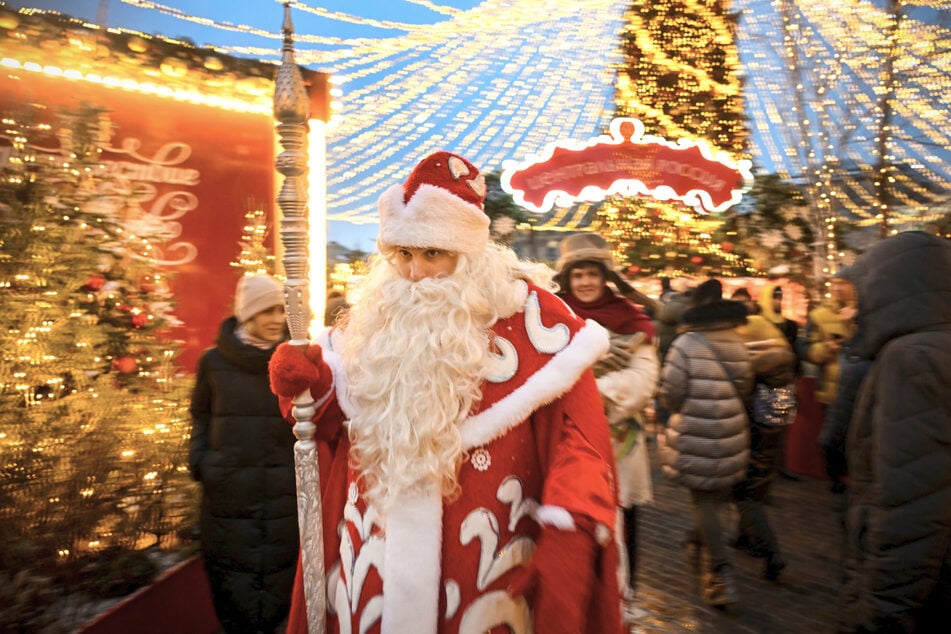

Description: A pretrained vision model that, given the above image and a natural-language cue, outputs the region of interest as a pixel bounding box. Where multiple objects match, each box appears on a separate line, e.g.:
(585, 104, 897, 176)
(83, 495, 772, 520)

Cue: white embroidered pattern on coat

(497, 476, 539, 532)
(470, 447, 491, 471)
(333, 492, 384, 634)
(456, 477, 536, 630)
(524, 290, 569, 353)
(459, 591, 531, 634)
(486, 335, 518, 383)
(444, 580, 461, 620)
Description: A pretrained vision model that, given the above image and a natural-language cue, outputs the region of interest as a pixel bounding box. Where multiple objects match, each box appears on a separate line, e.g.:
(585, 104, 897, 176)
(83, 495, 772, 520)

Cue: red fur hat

(377, 151, 489, 254)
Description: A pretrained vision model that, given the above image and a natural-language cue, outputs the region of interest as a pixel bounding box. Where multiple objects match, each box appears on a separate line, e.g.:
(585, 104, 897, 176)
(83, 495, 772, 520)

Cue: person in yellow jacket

(757, 283, 799, 350)
(805, 276, 857, 407)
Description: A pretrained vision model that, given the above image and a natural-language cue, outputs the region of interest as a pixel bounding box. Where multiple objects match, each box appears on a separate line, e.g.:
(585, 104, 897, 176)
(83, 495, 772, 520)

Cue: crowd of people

(189, 150, 950, 633)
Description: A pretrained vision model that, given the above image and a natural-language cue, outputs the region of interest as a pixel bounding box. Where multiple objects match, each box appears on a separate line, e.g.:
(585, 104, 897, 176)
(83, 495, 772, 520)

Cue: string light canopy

(9, 1, 950, 243)
(735, 0, 951, 241)
(33, 0, 633, 230)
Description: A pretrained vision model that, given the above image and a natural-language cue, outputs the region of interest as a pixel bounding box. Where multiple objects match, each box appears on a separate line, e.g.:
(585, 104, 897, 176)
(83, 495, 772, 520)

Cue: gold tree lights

(0, 107, 198, 627)
(615, 0, 747, 156)
(231, 202, 277, 276)
(604, 0, 753, 277)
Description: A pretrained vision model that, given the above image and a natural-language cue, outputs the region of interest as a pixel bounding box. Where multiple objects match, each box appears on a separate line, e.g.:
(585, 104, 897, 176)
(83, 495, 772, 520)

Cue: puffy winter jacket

(189, 317, 298, 633)
(838, 232, 951, 633)
(659, 299, 752, 491)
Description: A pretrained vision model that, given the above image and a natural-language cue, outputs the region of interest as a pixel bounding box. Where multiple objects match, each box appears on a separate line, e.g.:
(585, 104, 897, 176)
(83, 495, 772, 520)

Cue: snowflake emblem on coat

(471, 447, 491, 471)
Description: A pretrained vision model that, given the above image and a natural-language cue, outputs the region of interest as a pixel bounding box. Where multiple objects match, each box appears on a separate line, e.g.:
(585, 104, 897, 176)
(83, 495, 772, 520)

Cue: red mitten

(508, 514, 599, 633)
(269, 342, 330, 398)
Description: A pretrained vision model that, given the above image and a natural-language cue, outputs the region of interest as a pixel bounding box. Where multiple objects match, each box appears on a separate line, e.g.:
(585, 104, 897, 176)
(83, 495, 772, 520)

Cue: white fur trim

(318, 317, 608, 448)
(381, 484, 442, 634)
(316, 327, 355, 419)
(377, 183, 489, 254)
(459, 318, 609, 450)
(534, 505, 576, 530)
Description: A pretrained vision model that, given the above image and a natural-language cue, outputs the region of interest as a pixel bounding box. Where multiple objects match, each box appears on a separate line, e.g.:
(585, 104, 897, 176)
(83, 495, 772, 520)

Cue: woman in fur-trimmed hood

(837, 231, 951, 634)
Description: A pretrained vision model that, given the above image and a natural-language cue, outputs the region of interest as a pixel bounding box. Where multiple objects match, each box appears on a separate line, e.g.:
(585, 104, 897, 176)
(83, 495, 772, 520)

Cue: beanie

(377, 151, 489, 254)
(234, 274, 284, 323)
(555, 232, 618, 273)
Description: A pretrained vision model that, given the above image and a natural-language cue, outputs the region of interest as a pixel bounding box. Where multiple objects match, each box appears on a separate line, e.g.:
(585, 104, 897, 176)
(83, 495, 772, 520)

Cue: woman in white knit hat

(189, 274, 296, 633)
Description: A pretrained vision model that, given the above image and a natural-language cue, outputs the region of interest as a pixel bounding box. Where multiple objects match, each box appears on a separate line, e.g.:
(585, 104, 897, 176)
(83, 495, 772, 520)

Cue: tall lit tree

(602, 0, 753, 278)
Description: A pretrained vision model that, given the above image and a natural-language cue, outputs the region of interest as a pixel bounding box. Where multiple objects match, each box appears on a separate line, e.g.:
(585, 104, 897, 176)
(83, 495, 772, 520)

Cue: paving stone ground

(627, 430, 843, 634)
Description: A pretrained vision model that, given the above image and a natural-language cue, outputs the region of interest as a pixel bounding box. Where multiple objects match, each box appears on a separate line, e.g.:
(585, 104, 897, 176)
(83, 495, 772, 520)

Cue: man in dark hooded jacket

(837, 231, 951, 633)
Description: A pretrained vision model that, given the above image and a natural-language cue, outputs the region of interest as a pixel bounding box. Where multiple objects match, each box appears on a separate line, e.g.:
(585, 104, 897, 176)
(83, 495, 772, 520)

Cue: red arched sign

(501, 117, 752, 214)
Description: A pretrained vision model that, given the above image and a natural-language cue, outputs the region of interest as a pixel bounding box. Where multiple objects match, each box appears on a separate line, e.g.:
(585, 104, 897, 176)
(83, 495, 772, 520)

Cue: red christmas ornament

(131, 313, 149, 329)
(721, 241, 734, 253)
(627, 264, 641, 275)
(84, 274, 106, 291)
(690, 255, 704, 265)
(114, 357, 137, 374)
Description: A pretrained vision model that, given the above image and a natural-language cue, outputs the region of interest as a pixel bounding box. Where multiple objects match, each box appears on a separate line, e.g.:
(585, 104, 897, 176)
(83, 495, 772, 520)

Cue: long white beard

(342, 267, 491, 510)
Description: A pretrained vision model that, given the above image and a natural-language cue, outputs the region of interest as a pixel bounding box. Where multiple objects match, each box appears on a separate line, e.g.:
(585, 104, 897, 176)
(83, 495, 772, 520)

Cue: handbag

(691, 333, 797, 428)
(751, 381, 798, 427)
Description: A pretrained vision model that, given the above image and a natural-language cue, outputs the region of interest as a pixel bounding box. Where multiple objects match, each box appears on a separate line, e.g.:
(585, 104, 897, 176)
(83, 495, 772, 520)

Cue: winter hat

(692, 278, 723, 306)
(555, 233, 618, 273)
(377, 151, 489, 254)
(234, 274, 284, 323)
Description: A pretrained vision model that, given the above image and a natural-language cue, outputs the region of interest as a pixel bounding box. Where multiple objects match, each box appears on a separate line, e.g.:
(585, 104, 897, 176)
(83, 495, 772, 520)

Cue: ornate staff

(274, 4, 324, 632)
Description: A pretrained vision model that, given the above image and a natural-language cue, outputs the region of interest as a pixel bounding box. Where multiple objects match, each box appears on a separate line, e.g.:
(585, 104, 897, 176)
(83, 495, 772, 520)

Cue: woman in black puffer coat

(189, 275, 298, 634)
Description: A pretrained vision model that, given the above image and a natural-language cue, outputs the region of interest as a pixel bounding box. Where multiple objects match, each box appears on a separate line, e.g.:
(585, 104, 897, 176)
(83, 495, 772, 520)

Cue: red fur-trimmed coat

(281, 282, 622, 634)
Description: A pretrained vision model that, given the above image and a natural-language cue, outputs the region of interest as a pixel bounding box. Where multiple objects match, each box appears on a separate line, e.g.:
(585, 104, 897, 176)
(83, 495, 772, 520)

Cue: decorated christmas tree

(231, 200, 277, 276)
(0, 106, 198, 629)
(603, 0, 754, 277)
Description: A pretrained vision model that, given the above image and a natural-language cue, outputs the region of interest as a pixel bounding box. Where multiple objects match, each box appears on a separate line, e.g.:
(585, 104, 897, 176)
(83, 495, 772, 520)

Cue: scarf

(560, 289, 655, 342)
(234, 323, 279, 350)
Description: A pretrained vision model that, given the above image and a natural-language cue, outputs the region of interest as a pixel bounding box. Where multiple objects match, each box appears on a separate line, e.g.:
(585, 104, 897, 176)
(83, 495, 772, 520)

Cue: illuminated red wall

(0, 70, 275, 372)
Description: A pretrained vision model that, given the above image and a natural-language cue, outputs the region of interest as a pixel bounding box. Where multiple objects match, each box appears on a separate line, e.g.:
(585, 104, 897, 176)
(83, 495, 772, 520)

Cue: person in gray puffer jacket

(659, 278, 751, 608)
(837, 231, 951, 634)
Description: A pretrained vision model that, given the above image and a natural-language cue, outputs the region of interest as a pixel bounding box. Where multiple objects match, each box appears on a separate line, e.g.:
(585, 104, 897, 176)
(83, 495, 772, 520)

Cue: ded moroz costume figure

(269, 151, 623, 633)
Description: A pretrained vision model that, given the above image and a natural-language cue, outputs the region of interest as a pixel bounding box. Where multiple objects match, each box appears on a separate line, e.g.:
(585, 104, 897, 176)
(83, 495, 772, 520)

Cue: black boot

(623, 505, 638, 592)
(765, 552, 786, 580)
(733, 533, 768, 558)
(683, 530, 702, 572)
(702, 564, 738, 608)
